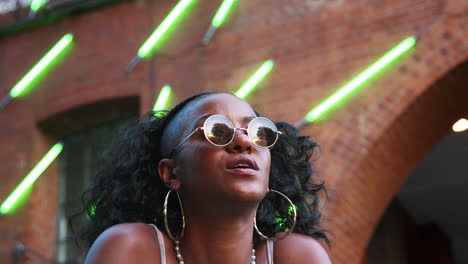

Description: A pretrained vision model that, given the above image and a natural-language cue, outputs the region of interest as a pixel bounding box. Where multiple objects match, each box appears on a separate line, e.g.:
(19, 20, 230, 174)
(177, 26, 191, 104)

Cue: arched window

(38, 96, 139, 263)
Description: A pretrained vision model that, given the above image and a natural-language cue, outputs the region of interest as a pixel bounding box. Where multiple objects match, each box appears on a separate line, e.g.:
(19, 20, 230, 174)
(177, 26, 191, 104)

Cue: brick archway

(321, 15, 468, 263)
(22, 96, 140, 261)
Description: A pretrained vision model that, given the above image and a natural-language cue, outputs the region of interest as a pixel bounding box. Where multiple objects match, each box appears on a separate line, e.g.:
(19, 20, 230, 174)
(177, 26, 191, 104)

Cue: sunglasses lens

(248, 117, 278, 147)
(204, 115, 235, 146)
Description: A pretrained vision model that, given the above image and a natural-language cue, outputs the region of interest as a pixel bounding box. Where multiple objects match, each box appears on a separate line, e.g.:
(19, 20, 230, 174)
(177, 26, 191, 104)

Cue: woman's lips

(225, 167, 259, 176)
(225, 155, 260, 176)
(226, 155, 259, 170)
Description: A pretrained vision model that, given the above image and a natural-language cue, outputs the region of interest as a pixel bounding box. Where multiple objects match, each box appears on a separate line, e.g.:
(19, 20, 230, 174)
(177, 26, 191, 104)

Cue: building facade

(0, 0, 467, 263)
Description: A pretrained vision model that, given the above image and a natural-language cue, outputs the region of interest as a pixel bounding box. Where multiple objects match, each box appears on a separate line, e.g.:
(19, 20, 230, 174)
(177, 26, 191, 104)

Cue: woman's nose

(226, 129, 252, 153)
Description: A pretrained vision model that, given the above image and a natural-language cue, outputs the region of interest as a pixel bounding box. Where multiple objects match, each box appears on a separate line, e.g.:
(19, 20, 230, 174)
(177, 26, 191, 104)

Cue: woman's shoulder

(84, 223, 162, 264)
(274, 233, 331, 263)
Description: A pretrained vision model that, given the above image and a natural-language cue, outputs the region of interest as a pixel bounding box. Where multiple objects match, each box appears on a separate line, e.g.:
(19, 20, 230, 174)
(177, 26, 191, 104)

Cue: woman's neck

(178, 208, 257, 264)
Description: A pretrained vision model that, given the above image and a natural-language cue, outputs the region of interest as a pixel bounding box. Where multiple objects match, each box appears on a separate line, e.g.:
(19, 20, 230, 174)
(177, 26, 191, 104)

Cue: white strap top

(148, 224, 274, 264)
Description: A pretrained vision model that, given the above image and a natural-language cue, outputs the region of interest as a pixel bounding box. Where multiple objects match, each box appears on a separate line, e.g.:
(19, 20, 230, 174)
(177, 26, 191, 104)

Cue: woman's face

(171, 94, 271, 204)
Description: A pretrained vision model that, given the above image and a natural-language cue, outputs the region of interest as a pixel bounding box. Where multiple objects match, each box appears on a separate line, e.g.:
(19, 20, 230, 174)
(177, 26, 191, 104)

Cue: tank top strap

(148, 224, 166, 264)
(266, 240, 274, 264)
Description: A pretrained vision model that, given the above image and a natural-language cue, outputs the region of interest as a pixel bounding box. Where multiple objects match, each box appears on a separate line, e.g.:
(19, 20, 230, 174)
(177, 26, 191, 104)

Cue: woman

(80, 92, 331, 263)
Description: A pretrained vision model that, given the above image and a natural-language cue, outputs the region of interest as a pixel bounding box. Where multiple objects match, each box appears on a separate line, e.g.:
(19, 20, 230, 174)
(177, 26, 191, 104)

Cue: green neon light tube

(153, 85, 172, 111)
(9, 34, 73, 98)
(31, 0, 47, 12)
(305, 36, 416, 123)
(0, 143, 64, 215)
(202, 0, 236, 44)
(235, 59, 275, 99)
(137, 0, 194, 58)
(212, 0, 236, 27)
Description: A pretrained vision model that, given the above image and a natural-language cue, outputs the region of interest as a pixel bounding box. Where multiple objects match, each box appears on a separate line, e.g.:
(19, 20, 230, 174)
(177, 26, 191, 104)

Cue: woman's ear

(158, 159, 182, 190)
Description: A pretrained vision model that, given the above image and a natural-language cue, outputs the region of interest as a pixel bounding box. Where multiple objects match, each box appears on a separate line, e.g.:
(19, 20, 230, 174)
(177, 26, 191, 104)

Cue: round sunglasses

(169, 115, 282, 157)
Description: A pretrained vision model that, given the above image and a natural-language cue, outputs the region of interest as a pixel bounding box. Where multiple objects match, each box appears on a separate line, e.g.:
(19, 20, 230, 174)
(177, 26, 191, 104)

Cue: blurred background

(0, 0, 467, 263)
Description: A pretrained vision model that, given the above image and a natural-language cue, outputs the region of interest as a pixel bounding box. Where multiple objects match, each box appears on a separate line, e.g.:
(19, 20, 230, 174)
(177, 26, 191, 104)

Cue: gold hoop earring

(163, 188, 185, 242)
(254, 189, 297, 241)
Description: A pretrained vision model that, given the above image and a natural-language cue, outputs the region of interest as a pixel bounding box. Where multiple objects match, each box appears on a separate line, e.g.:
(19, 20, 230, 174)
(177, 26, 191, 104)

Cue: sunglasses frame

(169, 115, 282, 157)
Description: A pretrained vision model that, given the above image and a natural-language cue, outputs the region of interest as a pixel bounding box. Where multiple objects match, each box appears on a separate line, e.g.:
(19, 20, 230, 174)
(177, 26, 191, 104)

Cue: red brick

(0, 0, 467, 263)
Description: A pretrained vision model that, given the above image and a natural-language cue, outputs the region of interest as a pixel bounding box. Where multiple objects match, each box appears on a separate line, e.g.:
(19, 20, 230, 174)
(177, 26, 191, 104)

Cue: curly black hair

(76, 92, 329, 247)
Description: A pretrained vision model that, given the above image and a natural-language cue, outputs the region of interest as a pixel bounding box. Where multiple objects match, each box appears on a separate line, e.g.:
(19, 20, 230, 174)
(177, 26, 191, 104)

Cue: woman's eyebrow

(191, 113, 212, 130)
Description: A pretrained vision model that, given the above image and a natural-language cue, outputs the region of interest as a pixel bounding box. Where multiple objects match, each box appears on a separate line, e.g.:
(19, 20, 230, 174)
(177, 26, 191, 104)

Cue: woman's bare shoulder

(274, 233, 331, 264)
(84, 223, 161, 264)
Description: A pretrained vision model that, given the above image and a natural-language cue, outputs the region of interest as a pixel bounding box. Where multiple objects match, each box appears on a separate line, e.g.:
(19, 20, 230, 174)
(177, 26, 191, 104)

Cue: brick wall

(0, 0, 467, 263)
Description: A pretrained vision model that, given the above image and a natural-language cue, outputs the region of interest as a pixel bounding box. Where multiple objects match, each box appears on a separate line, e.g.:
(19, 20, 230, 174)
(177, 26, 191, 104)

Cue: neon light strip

(235, 59, 275, 99)
(305, 36, 416, 123)
(202, 0, 236, 44)
(138, 0, 194, 58)
(0, 143, 64, 214)
(153, 85, 172, 111)
(31, 0, 47, 12)
(212, 0, 236, 28)
(10, 34, 73, 98)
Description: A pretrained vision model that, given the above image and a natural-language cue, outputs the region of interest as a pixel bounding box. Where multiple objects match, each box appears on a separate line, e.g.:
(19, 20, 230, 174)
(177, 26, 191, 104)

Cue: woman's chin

(227, 184, 267, 203)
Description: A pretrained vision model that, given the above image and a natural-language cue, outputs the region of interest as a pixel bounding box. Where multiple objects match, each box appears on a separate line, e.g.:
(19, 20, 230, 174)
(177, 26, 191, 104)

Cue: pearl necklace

(174, 240, 257, 264)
